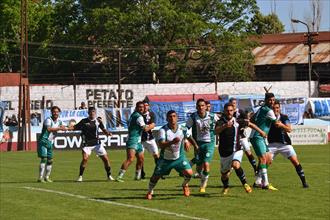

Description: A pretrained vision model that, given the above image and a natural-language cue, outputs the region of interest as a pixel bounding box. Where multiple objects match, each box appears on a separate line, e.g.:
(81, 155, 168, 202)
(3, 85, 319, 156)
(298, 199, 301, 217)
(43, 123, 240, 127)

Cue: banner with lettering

(247, 97, 306, 125)
(42, 109, 88, 126)
(0, 101, 6, 132)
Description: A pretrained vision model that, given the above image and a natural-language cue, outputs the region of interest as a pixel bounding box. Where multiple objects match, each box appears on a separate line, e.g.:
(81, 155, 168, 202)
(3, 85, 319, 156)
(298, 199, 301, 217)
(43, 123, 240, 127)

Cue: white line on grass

(22, 187, 209, 220)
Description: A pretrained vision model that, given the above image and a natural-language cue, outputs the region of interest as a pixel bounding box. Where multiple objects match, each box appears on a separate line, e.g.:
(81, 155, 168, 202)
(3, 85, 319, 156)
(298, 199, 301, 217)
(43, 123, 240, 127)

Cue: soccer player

(216, 103, 266, 194)
(229, 97, 258, 174)
(37, 106, 67, 182)
(268, 100, 309, 188)
(69, 107, 113, 182)
(186, 98, 219, 193)
(140, 101, 159, 179)
(250, 93, 280, 190)
(116, 101, 154, 182)
(146, 110, 197, 200)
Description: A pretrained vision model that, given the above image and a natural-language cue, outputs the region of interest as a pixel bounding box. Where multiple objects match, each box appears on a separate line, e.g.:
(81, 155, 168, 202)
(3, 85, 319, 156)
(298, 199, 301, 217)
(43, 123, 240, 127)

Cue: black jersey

(268, 114, 292, 145)
(141, 111, 155, 141)
(216, 116, 249, 157)
(233, 108, 248, 138)
(74, 118, 105, 146)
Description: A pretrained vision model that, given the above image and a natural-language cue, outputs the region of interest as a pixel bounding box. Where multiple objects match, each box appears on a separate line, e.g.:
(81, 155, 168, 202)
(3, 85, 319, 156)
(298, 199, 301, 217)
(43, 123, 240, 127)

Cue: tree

(1, 0, 261, 84)
(248, 11, 285, 35)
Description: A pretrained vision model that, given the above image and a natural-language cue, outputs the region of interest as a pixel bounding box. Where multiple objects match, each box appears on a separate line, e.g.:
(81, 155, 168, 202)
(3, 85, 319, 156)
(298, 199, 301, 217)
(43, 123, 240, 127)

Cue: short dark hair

(166, 110, 176, 118)
(88, 107, 96, 112)
(229, 97, 237, 103)
(274, 100, 281, 106)
(265, 93, 275, 100)
(224, 103, 234, 110)
(205, 100, 210, 105)
(196, 98, 206, 105)
(136, 101, 144, 108)
(51, 106, 61, 112)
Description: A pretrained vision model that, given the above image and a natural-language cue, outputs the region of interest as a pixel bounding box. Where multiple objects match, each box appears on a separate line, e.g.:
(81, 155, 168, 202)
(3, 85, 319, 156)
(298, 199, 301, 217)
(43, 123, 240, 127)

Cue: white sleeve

(266, 110, 277, 121)
(136, 116, 146, 127)
(185, 115, 194, 129)
(158, 128, 166, 142)
(44, 118, 52, 128)
(214, 113, 220, 121)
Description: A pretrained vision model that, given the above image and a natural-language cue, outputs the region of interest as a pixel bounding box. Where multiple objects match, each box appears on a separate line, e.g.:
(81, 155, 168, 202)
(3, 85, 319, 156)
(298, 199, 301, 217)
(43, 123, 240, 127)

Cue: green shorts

(126, 142, 144, 154)
(153, 157, 192, 176)
(250, 137, 269, 157)
(196, 141, 215, 165)
(37, 139, 53, 159)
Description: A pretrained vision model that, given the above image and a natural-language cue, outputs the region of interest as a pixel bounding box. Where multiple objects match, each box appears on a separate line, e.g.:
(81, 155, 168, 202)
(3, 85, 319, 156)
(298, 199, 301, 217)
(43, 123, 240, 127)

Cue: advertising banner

(289, 125, 328, 145)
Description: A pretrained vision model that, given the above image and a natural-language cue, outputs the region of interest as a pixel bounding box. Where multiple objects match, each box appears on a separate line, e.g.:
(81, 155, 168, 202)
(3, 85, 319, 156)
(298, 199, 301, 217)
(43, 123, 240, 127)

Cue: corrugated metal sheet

(253, 42, 330, 65)
(253, 31, 330, 65)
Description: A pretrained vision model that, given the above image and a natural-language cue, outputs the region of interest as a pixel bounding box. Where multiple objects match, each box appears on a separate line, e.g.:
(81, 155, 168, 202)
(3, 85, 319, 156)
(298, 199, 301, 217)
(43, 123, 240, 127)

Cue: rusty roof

(253, 31, 330, 65)
(0, 73, 21, 86)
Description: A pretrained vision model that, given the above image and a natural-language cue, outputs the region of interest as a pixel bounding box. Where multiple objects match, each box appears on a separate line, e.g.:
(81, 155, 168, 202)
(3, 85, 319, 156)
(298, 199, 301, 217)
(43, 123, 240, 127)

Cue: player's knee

(232, 161, 240, 169)
(46, 159, 53, 165)
(221, 171, 230, 179)
(183, 169, 193, 177)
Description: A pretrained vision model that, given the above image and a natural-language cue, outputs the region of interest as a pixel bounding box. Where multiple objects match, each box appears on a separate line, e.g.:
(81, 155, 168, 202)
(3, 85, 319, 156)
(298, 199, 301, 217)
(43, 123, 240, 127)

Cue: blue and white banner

(150, 100, 225, 126)
(104, 108, 134, 131)
(0, 101, 6, 132)
(43, 109, 88, 126)
(309, 98, 330, 118)
(242, 97, 306, 125)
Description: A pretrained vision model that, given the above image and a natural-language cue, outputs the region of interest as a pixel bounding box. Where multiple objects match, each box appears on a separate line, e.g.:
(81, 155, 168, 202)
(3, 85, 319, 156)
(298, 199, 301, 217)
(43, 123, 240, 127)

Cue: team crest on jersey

(183, 161, 187, 165)
(206, 152, 210, 157)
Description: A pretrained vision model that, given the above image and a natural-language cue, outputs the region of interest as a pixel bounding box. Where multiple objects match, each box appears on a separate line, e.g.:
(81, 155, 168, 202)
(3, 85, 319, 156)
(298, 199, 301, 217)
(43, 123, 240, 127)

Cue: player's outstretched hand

(260, 131, 267, 138)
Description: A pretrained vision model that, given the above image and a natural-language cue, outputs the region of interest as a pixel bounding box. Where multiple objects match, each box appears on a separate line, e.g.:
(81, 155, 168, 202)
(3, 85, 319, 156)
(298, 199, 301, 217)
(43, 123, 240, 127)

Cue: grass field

(1, 144, 329, 220)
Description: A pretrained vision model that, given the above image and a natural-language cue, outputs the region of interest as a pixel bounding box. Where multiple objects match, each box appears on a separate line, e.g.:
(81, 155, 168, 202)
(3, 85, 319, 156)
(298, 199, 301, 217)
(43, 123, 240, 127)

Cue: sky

(257, 0, 330, 32)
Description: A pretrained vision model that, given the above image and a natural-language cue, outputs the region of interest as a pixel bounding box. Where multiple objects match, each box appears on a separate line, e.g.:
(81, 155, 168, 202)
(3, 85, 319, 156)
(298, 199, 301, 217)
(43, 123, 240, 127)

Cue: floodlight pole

(291, 19, 313, 97)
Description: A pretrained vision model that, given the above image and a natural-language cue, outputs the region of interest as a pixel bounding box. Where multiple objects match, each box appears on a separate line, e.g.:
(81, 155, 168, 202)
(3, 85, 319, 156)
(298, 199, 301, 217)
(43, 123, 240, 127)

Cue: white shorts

(82, 144, 107, 156)
(220, 150, 244, 173)
(268, 142, 296, 159)
(142, 139, 159, 155)
(240, 138, 251, 152)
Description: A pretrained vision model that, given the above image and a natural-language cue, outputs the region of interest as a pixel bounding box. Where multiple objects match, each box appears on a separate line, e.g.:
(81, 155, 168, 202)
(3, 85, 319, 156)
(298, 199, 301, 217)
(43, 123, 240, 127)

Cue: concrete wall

(0, 81, 318, 116)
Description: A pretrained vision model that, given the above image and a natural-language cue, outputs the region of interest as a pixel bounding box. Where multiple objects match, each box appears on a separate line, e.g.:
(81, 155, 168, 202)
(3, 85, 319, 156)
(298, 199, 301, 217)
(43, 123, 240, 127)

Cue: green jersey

(158, 124, 189, 160)
(185, 111, 219, 143)
(38, 117, 63, 143)
(126, 111, 146, 145)
(250, 105, 277, 138)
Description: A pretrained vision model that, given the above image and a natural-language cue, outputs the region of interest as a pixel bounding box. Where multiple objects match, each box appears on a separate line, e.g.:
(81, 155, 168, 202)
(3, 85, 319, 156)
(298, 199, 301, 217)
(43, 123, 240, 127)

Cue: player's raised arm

(248, 121, 267, 138)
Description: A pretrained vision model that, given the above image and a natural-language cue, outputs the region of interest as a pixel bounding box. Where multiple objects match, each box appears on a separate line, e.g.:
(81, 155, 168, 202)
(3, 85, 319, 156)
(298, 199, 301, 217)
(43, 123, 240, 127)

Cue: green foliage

(248, 11, 285, 35)
(0, 145, 329, 219)
(1, 0, 262, 83)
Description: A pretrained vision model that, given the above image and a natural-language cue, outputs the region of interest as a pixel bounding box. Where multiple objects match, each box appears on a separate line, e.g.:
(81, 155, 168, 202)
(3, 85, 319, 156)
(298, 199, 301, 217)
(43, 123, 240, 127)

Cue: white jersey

(186, 111, 219, 142)
(158, 124, 188, 160)
(42, 117, 63, 141)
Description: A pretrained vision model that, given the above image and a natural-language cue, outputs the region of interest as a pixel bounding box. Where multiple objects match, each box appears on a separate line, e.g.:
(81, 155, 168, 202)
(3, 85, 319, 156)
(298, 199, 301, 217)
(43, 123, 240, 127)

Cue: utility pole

(18, 0, 31, 150)
(291, 19, 318, 97)
(117, 48, 122, 108)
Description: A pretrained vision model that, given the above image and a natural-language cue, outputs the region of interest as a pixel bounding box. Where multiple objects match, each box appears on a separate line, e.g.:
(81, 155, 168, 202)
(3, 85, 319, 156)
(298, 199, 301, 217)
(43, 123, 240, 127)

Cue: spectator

(303, 108, 314, 119)
(31, 113, 39, 126)
(79, 102, 88, 110)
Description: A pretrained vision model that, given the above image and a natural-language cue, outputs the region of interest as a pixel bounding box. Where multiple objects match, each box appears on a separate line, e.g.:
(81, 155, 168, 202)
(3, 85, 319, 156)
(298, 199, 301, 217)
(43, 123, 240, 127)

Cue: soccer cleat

(76, 176, 83, 182)
(107, 175, 115, 181)
(262, 183, 278, 191)
(146, 192, 153, 200)
(222, 187, 229, 195)
(116, 176, 124, 182)
(303, 183, 309, 188)
(44, 177, 53, 183)
(182, 185, 190, 197)
(199, 187, 206, 193)
(37, 177, 46, 183)
(243, 183, 252, 193)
